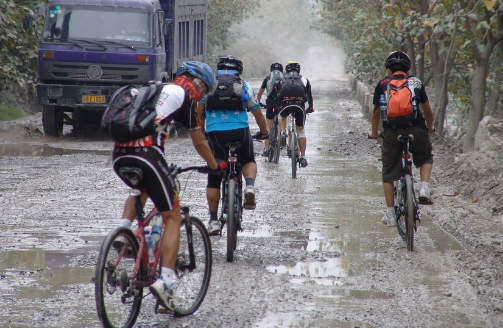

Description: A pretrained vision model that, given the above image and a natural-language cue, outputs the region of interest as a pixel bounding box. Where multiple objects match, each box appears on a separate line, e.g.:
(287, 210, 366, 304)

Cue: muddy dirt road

(1, 76, 502, 327)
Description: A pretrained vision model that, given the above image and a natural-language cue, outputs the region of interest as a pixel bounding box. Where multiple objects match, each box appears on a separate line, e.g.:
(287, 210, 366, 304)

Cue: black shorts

(206, 127, 255, 189)
(279, 99, 306, 127)
(381, 127, 433, 182)
(265, 97, 278, 120)
(112, 146, 179, 212)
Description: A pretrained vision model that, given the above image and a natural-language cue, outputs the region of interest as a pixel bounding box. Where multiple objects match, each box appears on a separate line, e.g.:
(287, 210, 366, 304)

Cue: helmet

(385, 51, 411, 72)
(285, 61, 300, 73)
(270, 62, 283, 72)
(217, 55, 243, 74)
(176, 61, 217, 94)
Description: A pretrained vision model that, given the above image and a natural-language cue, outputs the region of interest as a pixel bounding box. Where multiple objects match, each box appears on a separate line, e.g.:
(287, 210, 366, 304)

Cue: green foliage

(0, 103, 25, 120)
(0, 0, 46, 92)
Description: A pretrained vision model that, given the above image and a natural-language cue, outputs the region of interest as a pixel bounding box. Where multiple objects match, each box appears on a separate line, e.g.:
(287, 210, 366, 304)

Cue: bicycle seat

(397, 134, 414, 142)
(226, 141, 242, 148)
(119, 166, 144, 188)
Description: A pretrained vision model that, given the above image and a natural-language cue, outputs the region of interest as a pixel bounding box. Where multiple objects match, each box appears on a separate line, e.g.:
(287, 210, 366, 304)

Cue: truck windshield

(42, 5, 151, 47)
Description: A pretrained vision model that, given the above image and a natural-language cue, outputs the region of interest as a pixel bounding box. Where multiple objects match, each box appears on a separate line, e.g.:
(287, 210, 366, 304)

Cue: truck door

(173, 0, 208, 71)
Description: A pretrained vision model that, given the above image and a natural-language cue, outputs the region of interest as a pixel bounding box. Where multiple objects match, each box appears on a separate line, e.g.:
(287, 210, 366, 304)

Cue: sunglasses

(193, 79, 209, 94)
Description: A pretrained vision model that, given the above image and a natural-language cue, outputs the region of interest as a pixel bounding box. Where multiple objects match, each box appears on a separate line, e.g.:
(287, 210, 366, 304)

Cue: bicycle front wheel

(404, 174, 415, 251)
(95, 226, 142, 328)
(174, 216, 212, 316)
(226, 179, 237, 262)
(290, 134, 297, 179)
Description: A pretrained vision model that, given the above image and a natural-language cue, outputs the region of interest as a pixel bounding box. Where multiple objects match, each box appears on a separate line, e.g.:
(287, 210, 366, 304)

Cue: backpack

(279, 71, 306, 100)
(101, 81, 165, 142)
(266, 69, 284, 99)
(385, 74, 419, 128)
(205, 74, 244, 110)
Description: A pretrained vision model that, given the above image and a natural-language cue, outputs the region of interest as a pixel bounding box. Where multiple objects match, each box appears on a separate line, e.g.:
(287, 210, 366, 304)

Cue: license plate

(82, 95, 106, 103)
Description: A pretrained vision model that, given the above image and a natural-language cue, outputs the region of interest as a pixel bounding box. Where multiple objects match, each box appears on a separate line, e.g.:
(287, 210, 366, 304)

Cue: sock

(245, 178, 254, 187)
(387, 207, 395, 217)
(420, 181, 428, 189)
(210, 211, 218, 221)
(161, 267, 175, 289)
(119, 218, 132, 229)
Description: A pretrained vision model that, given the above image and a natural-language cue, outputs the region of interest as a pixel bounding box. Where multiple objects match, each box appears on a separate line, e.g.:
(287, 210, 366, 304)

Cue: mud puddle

(0, 143, 109, 157)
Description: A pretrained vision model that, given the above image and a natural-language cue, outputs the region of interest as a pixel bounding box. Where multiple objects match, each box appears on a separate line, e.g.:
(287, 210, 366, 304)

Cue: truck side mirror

(23, 13, 33, 30)
(163, 19, 173, 36)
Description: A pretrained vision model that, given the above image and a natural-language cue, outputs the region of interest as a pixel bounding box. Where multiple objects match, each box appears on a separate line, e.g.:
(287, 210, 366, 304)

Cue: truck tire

(42, 105, 64, 137)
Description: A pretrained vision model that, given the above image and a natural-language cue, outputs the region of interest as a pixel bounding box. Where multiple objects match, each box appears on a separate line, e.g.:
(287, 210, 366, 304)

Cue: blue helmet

(176, 61, 217, 93)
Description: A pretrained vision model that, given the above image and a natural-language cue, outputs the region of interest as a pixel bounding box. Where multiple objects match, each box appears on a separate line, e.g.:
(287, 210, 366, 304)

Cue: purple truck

(35, 0, 208, 136)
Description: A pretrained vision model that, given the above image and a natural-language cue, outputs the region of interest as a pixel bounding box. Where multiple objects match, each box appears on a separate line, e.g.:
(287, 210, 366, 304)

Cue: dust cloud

(217, 0, 345, 80)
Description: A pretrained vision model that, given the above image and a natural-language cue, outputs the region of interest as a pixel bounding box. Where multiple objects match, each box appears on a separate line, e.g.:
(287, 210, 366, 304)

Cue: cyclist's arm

(305, 79, 314, 109)
(256, 87, 265, 103)
(196, 101, 206, 133)
(189, 129, 218, 170)
(421, 100, 435, 133)
(250, 107, 268, 135)
(368, 105, 381, 138)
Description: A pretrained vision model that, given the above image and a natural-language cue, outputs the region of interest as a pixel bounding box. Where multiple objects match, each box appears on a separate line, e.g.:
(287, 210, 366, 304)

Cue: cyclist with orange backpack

(368, 51, 435, 226)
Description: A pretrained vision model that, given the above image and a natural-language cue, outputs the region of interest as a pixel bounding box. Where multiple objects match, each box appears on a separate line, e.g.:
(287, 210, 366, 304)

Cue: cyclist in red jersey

(112, 61, 226, 310)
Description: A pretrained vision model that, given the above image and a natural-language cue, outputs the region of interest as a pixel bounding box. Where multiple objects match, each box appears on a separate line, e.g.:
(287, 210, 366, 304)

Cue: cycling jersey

(201, 70, 261, 133)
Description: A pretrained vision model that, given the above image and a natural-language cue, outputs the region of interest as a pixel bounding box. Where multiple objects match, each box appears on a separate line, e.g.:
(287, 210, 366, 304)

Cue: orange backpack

(385, 73, 419, 128)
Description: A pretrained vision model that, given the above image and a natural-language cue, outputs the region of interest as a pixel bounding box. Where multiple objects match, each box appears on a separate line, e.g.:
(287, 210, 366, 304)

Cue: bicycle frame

(267, 111, 281, 163)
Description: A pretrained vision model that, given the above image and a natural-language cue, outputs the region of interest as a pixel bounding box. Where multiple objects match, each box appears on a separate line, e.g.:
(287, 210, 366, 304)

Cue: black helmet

(270, 62, 283, 72)
(285, 61, 300, 73)
(217, 55, 243, 74)
(385, 51, 411, 72)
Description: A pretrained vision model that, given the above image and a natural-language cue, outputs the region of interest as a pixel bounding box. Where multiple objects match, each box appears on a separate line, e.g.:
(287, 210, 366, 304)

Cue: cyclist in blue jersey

(197, 55, 268, 235)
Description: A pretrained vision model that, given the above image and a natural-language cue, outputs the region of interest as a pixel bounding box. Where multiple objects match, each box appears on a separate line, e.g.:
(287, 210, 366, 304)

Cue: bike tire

(274, 123, 281, 163)
(174, 216, 213, 316)
(291, 134, 297, 179)
(95, 226, 142, 328)
(395, 180, 406, 241)
(226, 179, 237, 262)
(404, 174, 415, 251)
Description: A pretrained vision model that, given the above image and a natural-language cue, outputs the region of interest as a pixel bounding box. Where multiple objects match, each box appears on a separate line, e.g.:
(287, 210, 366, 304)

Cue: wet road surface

(0, 76, 491, 327)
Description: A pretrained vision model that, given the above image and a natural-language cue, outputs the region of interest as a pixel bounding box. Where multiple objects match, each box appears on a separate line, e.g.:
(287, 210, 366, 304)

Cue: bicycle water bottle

(145, 229, 155, 263)
(151, 214, 162, 247)
(379, 94, 388, 122)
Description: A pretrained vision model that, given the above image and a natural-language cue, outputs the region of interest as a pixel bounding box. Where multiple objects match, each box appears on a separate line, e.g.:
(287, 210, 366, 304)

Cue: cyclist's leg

(205, 131, 226, 233)
(235, 127, 257, 209)
(380, 129, 403, 225)
(409, 127, 434, 203)
(263, 105, 275, 153)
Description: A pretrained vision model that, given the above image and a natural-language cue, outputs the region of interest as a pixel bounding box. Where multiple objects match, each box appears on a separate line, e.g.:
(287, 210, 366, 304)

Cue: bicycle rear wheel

(226, 179, 237, 262)
(404, 174, 415, 251)
(268, 123, 276, 163)
(95, 227, 142, 328)
(395, 179, 406, 241)
(174, 216, 212, 316)
(274, 122, 281, 163)
(290, 133, 297, 179)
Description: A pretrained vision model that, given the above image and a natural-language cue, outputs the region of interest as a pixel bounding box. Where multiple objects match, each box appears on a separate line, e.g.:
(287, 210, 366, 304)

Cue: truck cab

(37, 0, 208, 137)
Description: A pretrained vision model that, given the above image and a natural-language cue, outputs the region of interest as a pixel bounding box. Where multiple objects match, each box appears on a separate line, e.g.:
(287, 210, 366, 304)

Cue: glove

(306, 107, 314, 114)
(211, 159, 227, 172)
(253, 130, 269, 140)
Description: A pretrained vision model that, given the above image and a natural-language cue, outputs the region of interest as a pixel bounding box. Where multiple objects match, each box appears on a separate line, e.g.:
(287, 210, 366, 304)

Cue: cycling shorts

(279, 98, 306, 127)
(112, 146, 179, 212)
(206, 127, 255, 189)
(381, 127, 433, 182)
(265, 104, 277, 120)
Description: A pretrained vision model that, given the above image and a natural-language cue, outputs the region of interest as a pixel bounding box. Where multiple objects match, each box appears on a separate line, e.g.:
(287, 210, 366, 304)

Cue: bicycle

(267, 109, 282, 163)
(214, 141, 243, 262)
(286, 113, 300, 179)
(394, 133, 421, 251)
(95, 164, 212, 328)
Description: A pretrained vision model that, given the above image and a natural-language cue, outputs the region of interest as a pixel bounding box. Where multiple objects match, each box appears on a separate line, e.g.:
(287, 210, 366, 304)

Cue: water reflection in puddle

(0, 143, 109, 157)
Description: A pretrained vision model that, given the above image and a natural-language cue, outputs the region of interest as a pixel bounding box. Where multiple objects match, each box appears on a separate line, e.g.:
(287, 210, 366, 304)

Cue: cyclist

(197, 55, 269, 235)
(277, 61, 314, 167)
(367, 51, 435, 226)
(256, 62, 284, 157)
(111, 61, 226, 310)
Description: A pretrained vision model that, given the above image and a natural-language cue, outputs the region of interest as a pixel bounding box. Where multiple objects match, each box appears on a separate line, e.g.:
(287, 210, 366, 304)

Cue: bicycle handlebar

(169, 164, 211, 176)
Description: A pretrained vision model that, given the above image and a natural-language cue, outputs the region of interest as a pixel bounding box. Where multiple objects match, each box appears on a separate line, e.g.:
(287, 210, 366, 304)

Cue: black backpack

(206, 74, 244, 110)
(279, 72, 306, 100)
(101, 81, 165, 142)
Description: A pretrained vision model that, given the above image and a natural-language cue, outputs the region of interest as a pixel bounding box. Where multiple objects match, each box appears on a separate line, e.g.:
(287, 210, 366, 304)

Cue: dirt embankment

(350, 75, 503, 315)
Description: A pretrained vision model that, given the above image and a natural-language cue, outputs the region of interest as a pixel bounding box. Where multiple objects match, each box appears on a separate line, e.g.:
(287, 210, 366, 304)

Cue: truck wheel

(42, 105, 64, 137)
